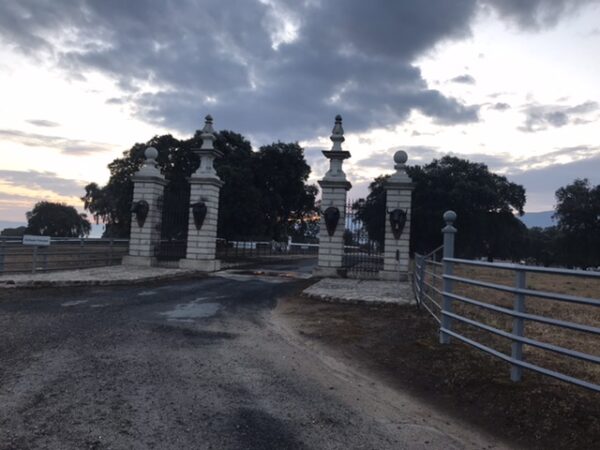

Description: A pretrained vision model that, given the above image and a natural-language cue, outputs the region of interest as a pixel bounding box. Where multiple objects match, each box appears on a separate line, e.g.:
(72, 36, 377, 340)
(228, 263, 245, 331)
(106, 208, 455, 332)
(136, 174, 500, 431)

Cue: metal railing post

(418, 254, 426, 304)
(511, 268, 527, 381)
(79, 238, 84, 264)
(440, 211, 457, 344)
(109, 238, 114, 265)
(0, 237, 5, 274)
(42, 248, 48, 272)
(32, 246, 38, 274)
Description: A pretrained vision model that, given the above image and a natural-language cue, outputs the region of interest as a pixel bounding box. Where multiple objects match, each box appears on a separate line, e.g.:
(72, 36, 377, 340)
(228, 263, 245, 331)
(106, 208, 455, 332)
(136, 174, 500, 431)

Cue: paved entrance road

(0, 261, 500, 449)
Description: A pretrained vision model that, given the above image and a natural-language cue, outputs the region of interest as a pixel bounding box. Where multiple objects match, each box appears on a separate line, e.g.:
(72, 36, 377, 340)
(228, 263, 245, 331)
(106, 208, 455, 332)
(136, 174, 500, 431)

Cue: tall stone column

(313, 115, 352, 277)
(380, 150, 413, 281)
(123, 147, 167, 266)
(179, 115, 223, 272)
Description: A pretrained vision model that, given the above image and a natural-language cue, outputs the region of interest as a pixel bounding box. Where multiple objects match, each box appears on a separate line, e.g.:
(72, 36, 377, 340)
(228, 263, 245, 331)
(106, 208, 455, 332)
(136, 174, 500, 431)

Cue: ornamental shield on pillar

(131, 200, 149, 227)
(191, 201, 208, 230)
(388, 208, 407, 239)
(323, 206, 340, 236)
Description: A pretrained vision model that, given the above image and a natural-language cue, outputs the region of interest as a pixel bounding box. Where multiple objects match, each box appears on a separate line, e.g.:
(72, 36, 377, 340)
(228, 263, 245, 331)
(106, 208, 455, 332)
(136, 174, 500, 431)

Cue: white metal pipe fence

(413, 211, 600, 392)
(0, 237, 129, 274)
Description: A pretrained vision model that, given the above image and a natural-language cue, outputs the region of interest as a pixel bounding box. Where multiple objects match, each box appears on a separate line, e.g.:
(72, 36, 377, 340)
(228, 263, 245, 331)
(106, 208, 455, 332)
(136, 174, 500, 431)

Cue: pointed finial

(202, 114, 214, 134)
(330, 114, 345, 151)
(200, 114, 215, 150)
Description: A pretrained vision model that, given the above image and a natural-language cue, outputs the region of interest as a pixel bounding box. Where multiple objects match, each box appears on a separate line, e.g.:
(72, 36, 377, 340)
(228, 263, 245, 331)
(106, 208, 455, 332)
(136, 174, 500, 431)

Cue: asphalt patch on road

(228, 407, 306, 450)
(151, 324, 236, 342)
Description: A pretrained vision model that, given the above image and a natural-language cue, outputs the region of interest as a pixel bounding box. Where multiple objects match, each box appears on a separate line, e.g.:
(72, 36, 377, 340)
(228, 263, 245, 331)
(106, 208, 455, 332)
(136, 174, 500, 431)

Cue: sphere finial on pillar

(442, 210, 457, 233)
(145, 146, 158, 162)
(388, 149, 411, 183)
(136, 146, 162, 177)
(393, 150, 407, 170)
(330, 114, 345, 151)
(443, 210, 457, 226)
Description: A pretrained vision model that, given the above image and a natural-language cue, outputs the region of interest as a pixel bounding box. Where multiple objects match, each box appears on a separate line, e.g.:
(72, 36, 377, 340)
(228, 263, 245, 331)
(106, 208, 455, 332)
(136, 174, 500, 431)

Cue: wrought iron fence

(0, 237, 129, 274)
(155, 179, 190, 261)
(413, 211, 600, 392)
(343, 199, 383, 277)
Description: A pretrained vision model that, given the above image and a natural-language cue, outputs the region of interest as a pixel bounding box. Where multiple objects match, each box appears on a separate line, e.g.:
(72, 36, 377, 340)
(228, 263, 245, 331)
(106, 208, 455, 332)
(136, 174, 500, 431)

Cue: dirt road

(0, 264, 503, 449)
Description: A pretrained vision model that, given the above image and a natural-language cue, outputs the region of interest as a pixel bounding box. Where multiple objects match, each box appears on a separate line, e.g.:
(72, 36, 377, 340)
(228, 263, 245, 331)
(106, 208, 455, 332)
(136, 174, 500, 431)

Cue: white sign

(22, 235, 51, 247)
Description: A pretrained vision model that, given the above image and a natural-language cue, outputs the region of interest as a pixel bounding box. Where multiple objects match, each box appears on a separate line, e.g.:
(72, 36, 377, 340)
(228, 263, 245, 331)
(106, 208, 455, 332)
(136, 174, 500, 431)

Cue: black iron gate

(342, 199, 384, 278)
(155, 180, 190, 261)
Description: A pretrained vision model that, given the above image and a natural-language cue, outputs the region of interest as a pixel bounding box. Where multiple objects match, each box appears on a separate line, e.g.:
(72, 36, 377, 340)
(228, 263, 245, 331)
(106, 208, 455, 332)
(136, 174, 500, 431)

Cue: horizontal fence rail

(216, 239, 318, 261)
(413, 211, 600, 393)
(0, 237, 129, 274)
(413, 245, 444, 324)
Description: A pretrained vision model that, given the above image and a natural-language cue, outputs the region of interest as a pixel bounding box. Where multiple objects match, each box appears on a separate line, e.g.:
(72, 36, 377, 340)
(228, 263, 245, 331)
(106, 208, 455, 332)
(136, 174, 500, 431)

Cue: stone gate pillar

(380, 150, 413, 281)
(123, 147, 167, 266)
(313, 115, 352, 277)
(179, 115, 223, 272)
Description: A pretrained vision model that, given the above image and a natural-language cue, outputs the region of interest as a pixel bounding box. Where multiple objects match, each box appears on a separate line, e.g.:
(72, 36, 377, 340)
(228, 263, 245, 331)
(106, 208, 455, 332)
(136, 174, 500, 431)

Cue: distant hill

(0, 220, 26, 234)
(518, 211, 555, 229)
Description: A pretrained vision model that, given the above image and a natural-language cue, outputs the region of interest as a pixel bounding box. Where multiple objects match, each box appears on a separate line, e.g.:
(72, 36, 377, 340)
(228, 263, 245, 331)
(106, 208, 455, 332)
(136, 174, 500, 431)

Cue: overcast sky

(1, 0, 599, 223)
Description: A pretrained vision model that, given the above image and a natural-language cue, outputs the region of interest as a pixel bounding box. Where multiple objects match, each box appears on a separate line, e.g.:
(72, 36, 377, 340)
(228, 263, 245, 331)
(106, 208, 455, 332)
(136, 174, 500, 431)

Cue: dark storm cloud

(0, 170, 85, 197)
(0, 0, 481, 140)
(0, 129, 113, 155)
(519, 101, 599, 132)
(483, 0, 599, 29)
(26, 119, 60, 127)
(0, 0, 594, 141)
(450, 74, 476, 84)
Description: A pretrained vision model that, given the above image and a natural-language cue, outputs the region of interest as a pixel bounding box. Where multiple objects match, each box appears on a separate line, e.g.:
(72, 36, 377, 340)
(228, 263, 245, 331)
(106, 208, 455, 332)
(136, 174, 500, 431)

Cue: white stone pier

(123, 147, 167, 266)
(379, 151, 413, 281)
(179, 115, 223, 272)
(313, 115, 352, 278)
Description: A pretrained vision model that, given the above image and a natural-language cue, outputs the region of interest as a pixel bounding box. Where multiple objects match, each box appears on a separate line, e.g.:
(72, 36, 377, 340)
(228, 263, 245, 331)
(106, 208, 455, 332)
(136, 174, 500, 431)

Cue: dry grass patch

(422, 263, 600, 387)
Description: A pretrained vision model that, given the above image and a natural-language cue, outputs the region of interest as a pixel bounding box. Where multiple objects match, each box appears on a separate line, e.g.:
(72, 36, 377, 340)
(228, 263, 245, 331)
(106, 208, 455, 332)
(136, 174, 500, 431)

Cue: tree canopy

(82, 130, 317, 241)
(355, 156, 527, 260)
(0, 226, 26, 237)
(26, 201, 91, 237)
(552, 178, 600, 268)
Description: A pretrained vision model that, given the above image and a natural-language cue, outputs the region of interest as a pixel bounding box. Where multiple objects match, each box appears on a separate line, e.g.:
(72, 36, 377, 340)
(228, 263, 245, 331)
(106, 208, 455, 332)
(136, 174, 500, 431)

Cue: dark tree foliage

(253, 142, 317, 241)
(552, 178, 600, 268)
(0, 226, 26, 237)
(212, 131, 264, 239)
(26, 201, 91, 237)
(355, 156, 527, 259)
(524, 226, 561, 267)
(82, 131, 317, 241)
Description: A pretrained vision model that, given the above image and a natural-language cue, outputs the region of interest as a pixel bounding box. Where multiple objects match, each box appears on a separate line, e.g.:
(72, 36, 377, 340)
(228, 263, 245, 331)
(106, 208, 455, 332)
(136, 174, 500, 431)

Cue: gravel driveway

(0, 263, 502, 449)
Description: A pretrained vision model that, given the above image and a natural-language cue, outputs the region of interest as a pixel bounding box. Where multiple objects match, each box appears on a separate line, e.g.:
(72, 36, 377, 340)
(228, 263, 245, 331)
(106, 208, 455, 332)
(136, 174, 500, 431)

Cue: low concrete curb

(0, 267, 205, 289)
(303, 278, 414, 306)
